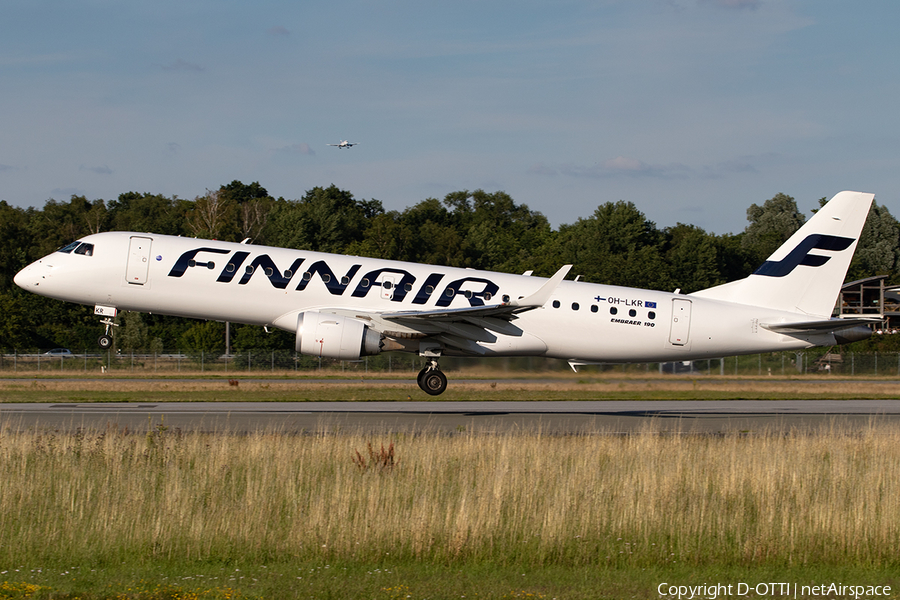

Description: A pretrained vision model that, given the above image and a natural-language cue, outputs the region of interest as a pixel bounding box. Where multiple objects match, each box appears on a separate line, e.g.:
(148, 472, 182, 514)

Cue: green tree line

(1, 182, 897, 353)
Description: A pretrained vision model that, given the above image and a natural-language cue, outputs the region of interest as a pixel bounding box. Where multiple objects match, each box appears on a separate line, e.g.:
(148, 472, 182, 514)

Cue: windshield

(58, 241, 94, 256)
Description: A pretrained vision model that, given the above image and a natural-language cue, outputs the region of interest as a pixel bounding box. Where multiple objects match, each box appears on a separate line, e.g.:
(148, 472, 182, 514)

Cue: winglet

(510, 264, 572, 309)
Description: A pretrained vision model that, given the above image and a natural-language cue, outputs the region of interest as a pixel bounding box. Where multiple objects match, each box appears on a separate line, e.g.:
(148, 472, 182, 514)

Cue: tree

(29, 195, 99, 257)
(218, 180, 275, 244)
(119, 311, 149, 352)
(741, 193, 806, 266)
(107, 192, 191, 236)
(442, 189, 552, 273)
(550, 200, 672, 290)
(187, 189, 236, 240)
(0, 291, 31, 349)
(0, 201, 31, 291)
(267, 185, 379, 253)
(179, 321, 225, 354)
(847, 201, 900, 282)
(662, 223, 723, 293)
(375, 198, 465, 266)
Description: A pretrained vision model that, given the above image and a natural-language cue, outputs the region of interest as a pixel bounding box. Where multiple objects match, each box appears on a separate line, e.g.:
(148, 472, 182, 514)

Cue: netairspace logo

(657, 582, 892, 599)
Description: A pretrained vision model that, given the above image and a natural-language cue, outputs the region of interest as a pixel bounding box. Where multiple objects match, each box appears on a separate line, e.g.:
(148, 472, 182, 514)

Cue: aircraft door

(668, 298, 692, 346)
(126, 236, 153, 285)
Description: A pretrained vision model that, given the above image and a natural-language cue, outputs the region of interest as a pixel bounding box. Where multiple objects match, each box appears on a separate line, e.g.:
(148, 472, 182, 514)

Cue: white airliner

(327, 140, 358, 149)
(14, 191, 876, 395)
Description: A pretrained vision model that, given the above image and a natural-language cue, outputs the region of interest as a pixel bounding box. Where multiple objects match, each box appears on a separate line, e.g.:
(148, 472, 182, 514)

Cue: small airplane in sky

(14, 191, 876, 395)
(327, 140, 358, 149)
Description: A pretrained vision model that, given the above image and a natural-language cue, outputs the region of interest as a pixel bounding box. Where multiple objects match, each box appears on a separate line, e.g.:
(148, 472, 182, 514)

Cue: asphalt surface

(2, 400, 900, 434)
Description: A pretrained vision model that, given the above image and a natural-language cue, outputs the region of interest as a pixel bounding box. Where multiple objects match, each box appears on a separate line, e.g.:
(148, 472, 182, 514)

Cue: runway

(2, 400, 900, 433)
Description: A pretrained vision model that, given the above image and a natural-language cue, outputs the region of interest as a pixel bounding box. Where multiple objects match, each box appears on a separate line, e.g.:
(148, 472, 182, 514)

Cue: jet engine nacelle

(295, 311, 382, 360)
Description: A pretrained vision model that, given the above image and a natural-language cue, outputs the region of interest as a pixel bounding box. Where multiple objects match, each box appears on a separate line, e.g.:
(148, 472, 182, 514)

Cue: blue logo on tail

(754, 234, 855, 278)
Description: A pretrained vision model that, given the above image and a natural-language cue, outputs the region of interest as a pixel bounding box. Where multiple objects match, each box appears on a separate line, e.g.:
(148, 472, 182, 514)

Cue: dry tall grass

(1, 423, 898, 567)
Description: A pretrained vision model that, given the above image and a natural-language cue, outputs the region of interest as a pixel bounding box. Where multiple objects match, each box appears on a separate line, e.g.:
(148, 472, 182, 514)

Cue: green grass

(2, 425, 900, 598)
(2, 562, 899, 599)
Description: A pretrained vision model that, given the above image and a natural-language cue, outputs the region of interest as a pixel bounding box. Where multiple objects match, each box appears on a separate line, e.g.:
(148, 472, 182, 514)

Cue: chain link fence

(1, 349, 898, 376)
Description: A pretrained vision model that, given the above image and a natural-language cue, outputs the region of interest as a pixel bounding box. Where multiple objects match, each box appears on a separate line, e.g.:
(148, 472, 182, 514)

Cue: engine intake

(295, 311, 382, 360)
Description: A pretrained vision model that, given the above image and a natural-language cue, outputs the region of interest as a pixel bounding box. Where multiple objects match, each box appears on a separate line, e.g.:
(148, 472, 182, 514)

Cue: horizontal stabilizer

(761, 317, 880, 334)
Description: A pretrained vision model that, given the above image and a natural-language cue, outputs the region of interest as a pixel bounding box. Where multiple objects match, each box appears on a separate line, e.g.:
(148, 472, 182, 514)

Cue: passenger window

(405, 283, 413, 292)
(265, 267, 274, 276)
(341, 276, 350, 285)
(629, 309, 637, 317)
(322, 274, 331, 283)
(207, 262, 215, 270)
(362, 278, 370, 287)
(610, 307, 618, 315)
(284, 270, 292, 278)
(648, 311, 656, 320)
(552, 300, 560, 308)
(383, 280, 392, 290)
(425, 286, 434, 295)
(245, 266, 254, 274)
(226, 263, 235, 273)
(572, 302, 579, 311)
(591, 305, 598, 313)
(303, 271, 311, 280)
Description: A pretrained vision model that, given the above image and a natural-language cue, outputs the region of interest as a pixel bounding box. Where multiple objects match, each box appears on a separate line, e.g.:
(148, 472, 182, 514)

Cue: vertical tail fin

(691, 191, 874, 317)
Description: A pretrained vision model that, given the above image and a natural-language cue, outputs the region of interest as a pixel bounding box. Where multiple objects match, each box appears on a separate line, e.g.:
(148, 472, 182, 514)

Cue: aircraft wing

(361, 265, 572, 354)
(311, 265, 572, 353)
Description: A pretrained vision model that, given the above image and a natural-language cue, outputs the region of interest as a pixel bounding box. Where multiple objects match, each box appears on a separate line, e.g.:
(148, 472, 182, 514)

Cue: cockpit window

(58, 241, 81, 254)
(58, 241, 94, 256)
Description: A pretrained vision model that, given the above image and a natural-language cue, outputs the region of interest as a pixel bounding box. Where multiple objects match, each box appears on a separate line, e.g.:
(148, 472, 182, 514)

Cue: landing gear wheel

(418, 368, 447, 396)
(417, 367, 428, 390)
(98, 334, 112, 349)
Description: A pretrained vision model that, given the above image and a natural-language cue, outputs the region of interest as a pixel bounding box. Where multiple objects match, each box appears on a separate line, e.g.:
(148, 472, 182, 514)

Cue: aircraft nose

(14, 263, 42, 290)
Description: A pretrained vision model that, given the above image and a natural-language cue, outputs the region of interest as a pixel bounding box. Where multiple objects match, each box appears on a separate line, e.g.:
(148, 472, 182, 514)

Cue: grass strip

(2, 376, 900, 402)
(2, 562, 899, 599)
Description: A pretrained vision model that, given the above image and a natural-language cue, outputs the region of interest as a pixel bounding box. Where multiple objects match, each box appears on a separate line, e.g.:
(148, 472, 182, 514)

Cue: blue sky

(2, 0, 898, 234)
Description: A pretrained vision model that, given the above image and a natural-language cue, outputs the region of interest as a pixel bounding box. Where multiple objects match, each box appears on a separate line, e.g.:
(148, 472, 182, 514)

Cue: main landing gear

(417, 359, 447, 396)
(98, 317, 117, 349)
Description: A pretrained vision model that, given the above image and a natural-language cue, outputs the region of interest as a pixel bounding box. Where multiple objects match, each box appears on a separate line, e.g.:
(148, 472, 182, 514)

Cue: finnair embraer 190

(15, 191, 876, 395)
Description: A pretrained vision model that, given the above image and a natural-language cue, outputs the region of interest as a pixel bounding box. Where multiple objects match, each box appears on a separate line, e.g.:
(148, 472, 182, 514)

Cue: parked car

(44, 348, 73, 356)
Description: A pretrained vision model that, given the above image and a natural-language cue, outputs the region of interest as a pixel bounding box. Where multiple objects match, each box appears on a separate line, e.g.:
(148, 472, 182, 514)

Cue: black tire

(417, 367, 428, 389)
(98, 335, 112, 349)
(419, 369, 448, 396)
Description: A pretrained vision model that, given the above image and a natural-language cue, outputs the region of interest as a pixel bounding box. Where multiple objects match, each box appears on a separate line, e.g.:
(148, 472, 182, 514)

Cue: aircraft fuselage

(15, 231, 829, 363)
